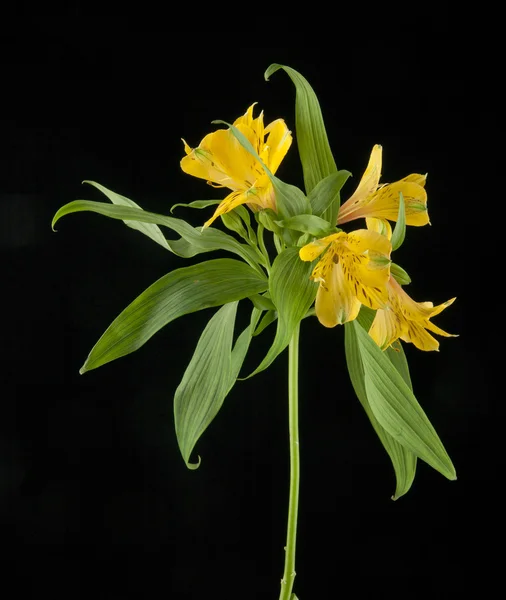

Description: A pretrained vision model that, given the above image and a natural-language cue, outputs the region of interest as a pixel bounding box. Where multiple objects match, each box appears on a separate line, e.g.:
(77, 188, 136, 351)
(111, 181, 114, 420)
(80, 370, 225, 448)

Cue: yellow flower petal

(203, 190, 264, 229)
(338, 144, 382, 222)
(401, 173, 427, 188)
(366, 217, 392, 240)
(315, 260, 361, 327)
(365, 180, 429, 226)
(424, 320, 458, 338)
(233, 103, 257, 129)
(401, 321, 441, 351)
(299, 233, 341, 262)
(344, 229, 392, 257)
(369, 306, 406, 350)
(264, 118, 293, 174)
(369, 278, 457, 352)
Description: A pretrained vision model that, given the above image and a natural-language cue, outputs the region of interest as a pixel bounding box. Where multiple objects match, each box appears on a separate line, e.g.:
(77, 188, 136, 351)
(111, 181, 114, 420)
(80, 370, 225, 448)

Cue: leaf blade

(52, 199, 262, 268)
(345, 320, 417, 499)
(246, 248, 316, 377)
(352, 320, 456, 480)
(264, 64, 337, 198)
(174, 302, 238, 468)
(80, 259, 267, 373)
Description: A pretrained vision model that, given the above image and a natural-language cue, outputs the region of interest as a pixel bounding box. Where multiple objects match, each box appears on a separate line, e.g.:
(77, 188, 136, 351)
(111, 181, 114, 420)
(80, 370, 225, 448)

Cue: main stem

(278, 323, 300, 600)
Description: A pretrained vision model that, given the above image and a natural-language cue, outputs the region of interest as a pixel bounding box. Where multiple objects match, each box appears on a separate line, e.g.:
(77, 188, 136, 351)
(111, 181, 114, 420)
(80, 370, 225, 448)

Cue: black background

(1, 17, 500, 599)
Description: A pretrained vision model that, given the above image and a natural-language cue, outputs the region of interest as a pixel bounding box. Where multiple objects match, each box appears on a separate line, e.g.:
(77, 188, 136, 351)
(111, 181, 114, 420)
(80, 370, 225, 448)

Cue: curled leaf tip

(186, 456, 202, 470)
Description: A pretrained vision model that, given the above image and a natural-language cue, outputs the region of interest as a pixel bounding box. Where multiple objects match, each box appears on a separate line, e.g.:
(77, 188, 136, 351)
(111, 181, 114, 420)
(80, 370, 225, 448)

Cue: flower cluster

(182, 108, 455, 352)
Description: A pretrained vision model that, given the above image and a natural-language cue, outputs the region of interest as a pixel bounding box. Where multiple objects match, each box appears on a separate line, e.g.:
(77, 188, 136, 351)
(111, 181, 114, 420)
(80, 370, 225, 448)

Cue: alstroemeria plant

(52, 63, 457, 600)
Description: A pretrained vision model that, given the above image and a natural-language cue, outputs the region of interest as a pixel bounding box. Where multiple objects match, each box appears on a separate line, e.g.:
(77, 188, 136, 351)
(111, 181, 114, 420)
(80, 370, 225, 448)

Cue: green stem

(278, 323, 301, 600)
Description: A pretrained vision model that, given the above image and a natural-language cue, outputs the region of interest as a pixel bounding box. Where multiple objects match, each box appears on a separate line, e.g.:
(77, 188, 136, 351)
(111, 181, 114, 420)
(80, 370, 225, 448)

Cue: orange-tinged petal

(315, 261, 361, 327)
(338, 144, 382, 221)
(364, 180, 429, 226)
(264, 118, 293, 174)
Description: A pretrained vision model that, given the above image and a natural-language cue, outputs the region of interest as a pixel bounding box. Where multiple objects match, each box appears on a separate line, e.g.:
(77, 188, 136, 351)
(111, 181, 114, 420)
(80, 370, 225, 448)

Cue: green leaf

(386, 342, 413, 391)
(82, 180, 170, 250)
(391, 191, 406, 251)
(230, 307, 263, 382)
(170, 199, 221, 212)
(391, 263, 411, 285)
(357, 306, 412, 390)
(308, 170, 352, 223)
(174, 303, 262, 469)
(246, 248, 317, 377)
(52, 199, 262, 270)
(264, 65, 337, 204)
(352, 320, 456, 480)
(79, 259, 267, 373)
(174, 302, 239, 468)
(253, 309, 277, 336)
(346, 309, 417, 499)
(276, 214, 335, 237)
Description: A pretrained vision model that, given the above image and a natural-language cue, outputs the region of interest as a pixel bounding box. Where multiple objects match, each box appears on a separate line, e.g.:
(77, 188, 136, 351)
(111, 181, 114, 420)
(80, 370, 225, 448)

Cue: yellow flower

(337, 144, 429, 229)
(180, 104, 292, 228)
(369, 276, 457, 351)
(299, 230, 392, 327)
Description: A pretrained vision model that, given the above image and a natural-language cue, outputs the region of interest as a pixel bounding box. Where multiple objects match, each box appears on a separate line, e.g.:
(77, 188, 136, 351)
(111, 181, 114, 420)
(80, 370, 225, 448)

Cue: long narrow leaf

(246, 248, 316, 377)
(52, 199, 262, 269)
(80, 259, 267, 373)
(174, 302, 239, 468)
(264, 64, 337, 197)
(352, 320, 456, 480)
(82, 180, 170, 250)
(345, 321, 417, 499)
(174, 304, 262, 469)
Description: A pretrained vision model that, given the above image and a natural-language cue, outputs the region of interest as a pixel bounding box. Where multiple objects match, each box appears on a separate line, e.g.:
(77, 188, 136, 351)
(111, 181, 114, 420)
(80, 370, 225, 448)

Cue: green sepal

(221, 211, 248, 241)
(391, 263, 411, 285)
(391, 191, 406, 251)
